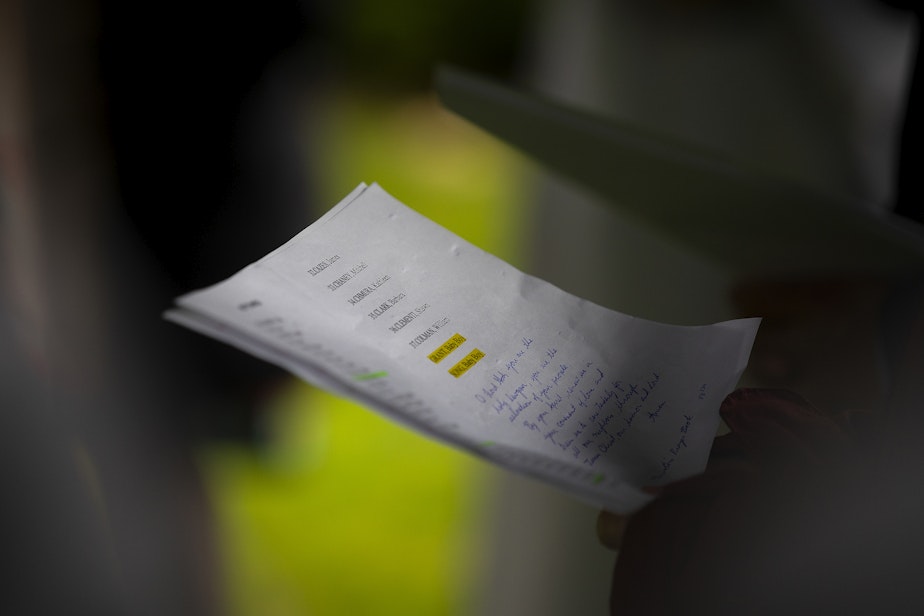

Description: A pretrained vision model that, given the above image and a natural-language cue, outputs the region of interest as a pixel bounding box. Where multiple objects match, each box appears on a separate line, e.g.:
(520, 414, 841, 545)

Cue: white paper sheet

(166, 183, 760, 512)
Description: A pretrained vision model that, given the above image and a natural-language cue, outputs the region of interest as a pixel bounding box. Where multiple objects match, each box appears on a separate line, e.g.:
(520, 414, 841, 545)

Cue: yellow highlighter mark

(428, 333, 467, 364)
(448, 349, 485, 378)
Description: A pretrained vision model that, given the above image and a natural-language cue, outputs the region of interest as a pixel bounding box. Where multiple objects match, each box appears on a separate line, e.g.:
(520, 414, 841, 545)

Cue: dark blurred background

(2, 0, 921, 614)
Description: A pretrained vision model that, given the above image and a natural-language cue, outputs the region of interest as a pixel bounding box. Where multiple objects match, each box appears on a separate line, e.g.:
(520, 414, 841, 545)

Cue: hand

(596, 510, 630, 550)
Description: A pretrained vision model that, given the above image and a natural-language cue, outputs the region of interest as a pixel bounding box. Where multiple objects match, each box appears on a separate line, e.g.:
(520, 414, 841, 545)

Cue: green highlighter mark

(592, 474, 605, 485)
(354, 371, 389, 381)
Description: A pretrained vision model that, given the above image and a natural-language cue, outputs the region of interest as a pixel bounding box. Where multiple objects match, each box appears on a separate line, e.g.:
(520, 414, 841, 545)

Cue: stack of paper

(167, 183, 759, 512)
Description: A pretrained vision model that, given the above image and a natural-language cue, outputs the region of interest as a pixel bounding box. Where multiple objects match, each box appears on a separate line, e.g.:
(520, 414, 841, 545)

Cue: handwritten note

(166, 183, 759, 512)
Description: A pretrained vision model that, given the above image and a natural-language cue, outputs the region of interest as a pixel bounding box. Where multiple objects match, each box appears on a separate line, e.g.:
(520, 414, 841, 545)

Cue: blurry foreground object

(1, 0, 318, 613)
(607, 385, 924, 615)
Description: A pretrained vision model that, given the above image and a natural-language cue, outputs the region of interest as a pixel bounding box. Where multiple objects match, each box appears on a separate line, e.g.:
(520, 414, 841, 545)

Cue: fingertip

(596, 510, 630, 551)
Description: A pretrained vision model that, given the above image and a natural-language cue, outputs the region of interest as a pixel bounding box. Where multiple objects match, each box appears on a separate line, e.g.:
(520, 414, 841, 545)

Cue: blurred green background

(198, 2, 539, 613)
